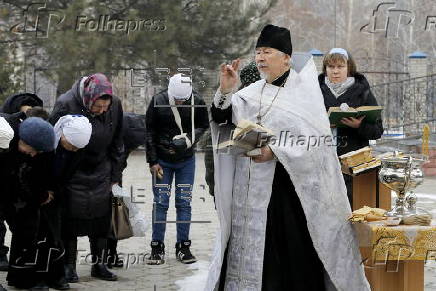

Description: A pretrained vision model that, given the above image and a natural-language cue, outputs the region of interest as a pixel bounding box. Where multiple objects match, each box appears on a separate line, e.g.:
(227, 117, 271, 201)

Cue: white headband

(54, 115, 92, 150)
(328, 48, 349, 59)
(0, 117, 14, 149)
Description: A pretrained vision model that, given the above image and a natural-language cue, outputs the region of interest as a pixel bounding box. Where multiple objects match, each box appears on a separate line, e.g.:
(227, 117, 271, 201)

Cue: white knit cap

(54, 115, 92, 149)
(329, 48, 349, 59)
(168, 73, 193, 101)
(0, 117, 14, 149)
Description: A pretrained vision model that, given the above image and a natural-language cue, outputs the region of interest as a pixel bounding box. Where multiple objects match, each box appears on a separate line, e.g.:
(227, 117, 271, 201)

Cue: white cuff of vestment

(213, 89, 232, 109)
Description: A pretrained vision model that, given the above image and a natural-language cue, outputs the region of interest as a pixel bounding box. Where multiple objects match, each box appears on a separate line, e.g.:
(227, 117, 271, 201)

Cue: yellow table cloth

(354, 220, 436, 261)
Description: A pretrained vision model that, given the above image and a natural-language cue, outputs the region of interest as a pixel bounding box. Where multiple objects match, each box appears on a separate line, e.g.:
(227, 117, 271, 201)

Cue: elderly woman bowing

(49, 73, 123, 283)
(5, 117, 56, 289)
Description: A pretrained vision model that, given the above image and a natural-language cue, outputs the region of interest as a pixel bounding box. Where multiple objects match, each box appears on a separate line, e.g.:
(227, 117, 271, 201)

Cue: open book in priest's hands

(216, 119, 275, 156)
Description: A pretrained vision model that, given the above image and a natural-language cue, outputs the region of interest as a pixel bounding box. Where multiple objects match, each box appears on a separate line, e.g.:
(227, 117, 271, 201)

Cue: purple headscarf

(82, 73, 113, 110)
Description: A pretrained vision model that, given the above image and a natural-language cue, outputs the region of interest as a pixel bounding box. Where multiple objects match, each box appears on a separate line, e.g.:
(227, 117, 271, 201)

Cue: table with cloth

(355, 220, 436, 291)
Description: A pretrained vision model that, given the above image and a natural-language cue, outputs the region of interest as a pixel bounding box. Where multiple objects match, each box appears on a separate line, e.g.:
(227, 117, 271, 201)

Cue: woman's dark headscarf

(1, 93, 43, 114)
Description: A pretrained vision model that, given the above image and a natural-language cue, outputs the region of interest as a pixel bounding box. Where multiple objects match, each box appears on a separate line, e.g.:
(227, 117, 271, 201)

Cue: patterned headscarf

(240, 61, 261, 88)
(82, 73, 113, 110)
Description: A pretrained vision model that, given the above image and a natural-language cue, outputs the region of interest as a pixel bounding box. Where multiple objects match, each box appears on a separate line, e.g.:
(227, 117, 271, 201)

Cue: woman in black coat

(0, 92, 44, 271)
(318, 48, 384, 205)
(49, 73, 123, 283)
(4, 117, 59, 289)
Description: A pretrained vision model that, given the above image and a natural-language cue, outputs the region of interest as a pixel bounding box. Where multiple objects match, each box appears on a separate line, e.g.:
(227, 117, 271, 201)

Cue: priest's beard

(259, 71, 270, 81)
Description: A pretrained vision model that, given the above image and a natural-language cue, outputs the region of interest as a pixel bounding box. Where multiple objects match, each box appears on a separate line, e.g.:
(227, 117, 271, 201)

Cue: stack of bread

(348, 206, 387, 222)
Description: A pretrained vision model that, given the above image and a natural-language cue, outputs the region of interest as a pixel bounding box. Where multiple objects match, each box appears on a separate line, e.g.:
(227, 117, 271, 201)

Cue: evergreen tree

(0, 0, 276, 95)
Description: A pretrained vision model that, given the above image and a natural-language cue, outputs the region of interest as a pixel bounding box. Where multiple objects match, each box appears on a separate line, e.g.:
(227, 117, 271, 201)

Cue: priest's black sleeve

(211, 103, 232, 124)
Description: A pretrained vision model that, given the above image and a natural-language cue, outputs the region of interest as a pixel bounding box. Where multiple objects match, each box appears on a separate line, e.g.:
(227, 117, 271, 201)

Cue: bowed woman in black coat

(48, 73, 124, 283)
(0, 92, 45, 272)
(3, 117, 63, 289)
(319, 48, 384, 206)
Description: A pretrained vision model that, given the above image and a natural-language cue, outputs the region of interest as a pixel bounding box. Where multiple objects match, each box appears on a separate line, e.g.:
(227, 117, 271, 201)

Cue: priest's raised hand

(219, 59, 240, 94)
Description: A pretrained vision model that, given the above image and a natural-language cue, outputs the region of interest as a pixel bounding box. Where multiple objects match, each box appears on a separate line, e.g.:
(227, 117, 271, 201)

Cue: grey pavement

(1, 151, 436, 290)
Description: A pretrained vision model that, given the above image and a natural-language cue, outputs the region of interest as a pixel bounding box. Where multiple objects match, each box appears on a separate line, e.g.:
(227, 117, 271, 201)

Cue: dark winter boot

(107, 253, 124, 269)
(30, 281, 49, 290)
(64, 264, 78, 283)
(146, 241, 165, 265)
(89, 238, 117, 281)
(64, 239, 78, 283)
(175, 240, 197, 264)
(91, 262, 118, 281)
(48, 276, 70, 290)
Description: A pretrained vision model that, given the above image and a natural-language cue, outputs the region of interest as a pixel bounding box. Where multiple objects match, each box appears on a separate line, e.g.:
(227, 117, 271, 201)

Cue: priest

(205, 24, 370, 291)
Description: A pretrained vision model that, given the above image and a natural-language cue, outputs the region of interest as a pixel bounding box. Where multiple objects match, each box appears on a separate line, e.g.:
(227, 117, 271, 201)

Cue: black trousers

(6, 204, 40, 288)
(7, 203, 64, 288)
(106, 237, 119, 263)
(343, 173, 353, 207)
(64, 236, 108, 266)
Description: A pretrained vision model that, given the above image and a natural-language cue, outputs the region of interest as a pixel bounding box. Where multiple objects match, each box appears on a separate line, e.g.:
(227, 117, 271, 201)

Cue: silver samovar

(378, 154, 427, 218)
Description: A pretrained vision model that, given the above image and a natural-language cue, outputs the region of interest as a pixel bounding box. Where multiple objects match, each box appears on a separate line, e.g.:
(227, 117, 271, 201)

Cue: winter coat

(4, 147, 62, 289)
(10, 152, 55, 208)
(0, 107, 45, 210)
(1, 93, 43, 114)
(319, 72, 384, 156)
(48, 78, 124, 221)
(0, 115, 53, 207)
(145, 90, 209, 165)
